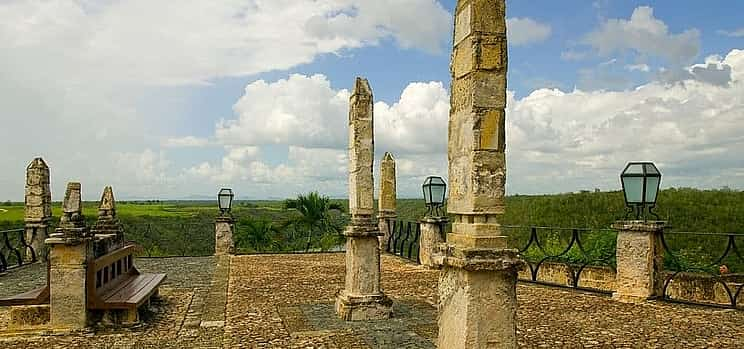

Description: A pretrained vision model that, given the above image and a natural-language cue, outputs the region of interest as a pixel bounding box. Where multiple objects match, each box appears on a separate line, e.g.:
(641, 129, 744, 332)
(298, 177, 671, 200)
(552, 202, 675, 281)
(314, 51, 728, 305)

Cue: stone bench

(87, 244, 166, 324)
(0, 265, 49, 306)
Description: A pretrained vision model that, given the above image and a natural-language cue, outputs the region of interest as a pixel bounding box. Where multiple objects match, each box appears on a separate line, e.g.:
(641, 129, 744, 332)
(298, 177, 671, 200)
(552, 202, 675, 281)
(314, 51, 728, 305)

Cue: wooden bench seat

(87, 244, 166, 321)
(0, 284, 49, 306)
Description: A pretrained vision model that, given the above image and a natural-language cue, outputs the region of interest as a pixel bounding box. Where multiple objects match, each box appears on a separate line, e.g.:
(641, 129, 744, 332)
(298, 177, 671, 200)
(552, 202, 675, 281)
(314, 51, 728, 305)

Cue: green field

(1, 188, 742, 272)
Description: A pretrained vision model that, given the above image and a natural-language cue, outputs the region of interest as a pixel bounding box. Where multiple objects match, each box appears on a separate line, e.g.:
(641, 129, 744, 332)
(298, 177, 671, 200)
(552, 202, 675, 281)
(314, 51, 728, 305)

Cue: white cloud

(0, 0, 450, 200)
(162, 136, 210, 148)
(216, 74, 350, 148)
(584, 6, 700, 64)
(507, 17, 552, 46)
(626, 64, 651, 72)
(717, 28, 744, 38)
(506, 49, 744, 193)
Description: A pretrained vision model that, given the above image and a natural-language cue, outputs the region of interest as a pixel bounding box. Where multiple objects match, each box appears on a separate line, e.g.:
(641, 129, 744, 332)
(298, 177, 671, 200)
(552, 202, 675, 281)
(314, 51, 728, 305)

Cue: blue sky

(1, 0, 743, 200)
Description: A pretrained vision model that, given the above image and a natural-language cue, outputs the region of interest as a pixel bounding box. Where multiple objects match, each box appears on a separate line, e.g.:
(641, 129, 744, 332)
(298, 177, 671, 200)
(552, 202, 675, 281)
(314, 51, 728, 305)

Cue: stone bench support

(46, 237, 92, 330)
(612, 220, 665, 303)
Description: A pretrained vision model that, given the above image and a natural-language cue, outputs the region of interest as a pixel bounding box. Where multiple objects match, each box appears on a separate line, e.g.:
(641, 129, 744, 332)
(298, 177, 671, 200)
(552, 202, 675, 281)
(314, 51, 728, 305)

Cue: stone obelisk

(91, 186, 126, 254)
(434, 1, 523, 348)
(335, 77, 393, 321)
(377, 152, 397, 251)
(24, 157, 52, 262)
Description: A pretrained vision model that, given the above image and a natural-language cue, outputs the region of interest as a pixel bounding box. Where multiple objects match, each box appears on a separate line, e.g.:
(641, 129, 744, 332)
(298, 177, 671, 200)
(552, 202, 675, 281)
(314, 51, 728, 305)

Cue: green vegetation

(0, 188, 741, 272)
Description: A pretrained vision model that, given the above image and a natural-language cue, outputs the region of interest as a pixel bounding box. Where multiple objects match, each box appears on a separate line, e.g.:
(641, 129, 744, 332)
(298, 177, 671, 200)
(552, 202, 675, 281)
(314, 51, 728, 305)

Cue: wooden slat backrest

(87, 244, 139, 308)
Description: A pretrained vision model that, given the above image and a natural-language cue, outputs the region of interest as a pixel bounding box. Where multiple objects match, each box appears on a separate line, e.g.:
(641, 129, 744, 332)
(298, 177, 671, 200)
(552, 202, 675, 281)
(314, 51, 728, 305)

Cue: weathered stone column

(433, 1, 523, 348)
(336, 77, 393, 321)
(419, 216, 447, 268)
(377, 152, 397, 251)
(215, 215, 235, 256)
(24, 157, 52, 262)
(611, 221, 665, 303)
(45, 182, 92, 330)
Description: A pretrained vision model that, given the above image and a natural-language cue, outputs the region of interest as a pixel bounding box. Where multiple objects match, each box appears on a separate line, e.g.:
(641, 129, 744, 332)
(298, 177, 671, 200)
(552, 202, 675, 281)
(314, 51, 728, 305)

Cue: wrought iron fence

(386, 220, 421, 263)
(660, 230, 744, 309)
(503, 225, 617, 294)
(0, 228, 37, 273)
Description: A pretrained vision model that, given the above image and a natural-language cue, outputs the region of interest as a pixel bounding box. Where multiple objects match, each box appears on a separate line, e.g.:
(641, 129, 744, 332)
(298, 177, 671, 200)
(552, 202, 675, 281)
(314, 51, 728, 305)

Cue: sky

(1, 0, 743, 200)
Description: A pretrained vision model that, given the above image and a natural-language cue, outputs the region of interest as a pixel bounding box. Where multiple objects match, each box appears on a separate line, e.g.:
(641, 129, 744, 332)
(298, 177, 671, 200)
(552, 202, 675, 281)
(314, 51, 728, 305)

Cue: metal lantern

(422, 176, 447, 216)
(218, 188, 234, 215)
(620, 162, 661, 220)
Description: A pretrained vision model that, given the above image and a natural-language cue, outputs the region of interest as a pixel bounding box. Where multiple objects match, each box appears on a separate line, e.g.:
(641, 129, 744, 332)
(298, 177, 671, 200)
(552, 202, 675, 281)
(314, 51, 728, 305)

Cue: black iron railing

(503, 225, 617, 294)
(0, 228, 37, 273)
(386, 220, 421, 263)
(660, 231, 744, 309)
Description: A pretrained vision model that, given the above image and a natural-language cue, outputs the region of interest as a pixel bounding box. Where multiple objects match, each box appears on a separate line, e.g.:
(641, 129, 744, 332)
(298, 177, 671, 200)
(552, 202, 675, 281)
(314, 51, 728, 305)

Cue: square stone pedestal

(611, 220, 665, 303)
(336, 221, 393, 321)
(335, 292, 393, 321)
(434, 246, 523, 349)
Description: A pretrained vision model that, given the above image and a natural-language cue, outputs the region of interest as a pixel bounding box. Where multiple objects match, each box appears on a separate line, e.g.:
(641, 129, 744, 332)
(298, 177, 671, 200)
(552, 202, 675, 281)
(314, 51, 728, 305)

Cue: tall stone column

(336, 77, 393, 321)
(24, 157, 52, 262)
(46, 182, 92, 330)
(611, 221, 665, 303)
(377, 152, 397, 251)
(215, 216, 235, 256)
(434, 1, 523, 348)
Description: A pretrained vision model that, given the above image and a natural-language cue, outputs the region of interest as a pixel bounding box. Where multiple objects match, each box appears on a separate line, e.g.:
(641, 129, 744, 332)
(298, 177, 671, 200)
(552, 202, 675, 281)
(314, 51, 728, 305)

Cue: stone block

(612, 221, 664, 303)
(438, 265, 517, 348)
(343, 236, 381, 295)
(49, 266, 88, 329)
(420, 217, 447, 268)
(335, 292, 392, 321)
(9, 305, 50, 329)
(215, 218, 235, 256)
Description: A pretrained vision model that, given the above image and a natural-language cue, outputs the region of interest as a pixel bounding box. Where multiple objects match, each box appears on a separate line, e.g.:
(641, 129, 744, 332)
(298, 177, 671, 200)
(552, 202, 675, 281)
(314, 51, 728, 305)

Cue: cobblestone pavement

(1, 253, 744, 348)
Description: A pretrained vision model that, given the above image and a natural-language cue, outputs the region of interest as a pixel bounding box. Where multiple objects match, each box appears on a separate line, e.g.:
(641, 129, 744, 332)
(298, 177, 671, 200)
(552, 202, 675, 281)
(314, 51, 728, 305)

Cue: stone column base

(335, 291, 393, 321)
(434, 245, 524, 349)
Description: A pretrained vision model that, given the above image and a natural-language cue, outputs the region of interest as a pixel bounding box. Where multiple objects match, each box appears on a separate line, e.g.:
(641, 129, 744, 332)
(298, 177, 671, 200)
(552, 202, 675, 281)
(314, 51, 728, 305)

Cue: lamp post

(218, 188, 234, 216)
(620, 162, 661, 220)
(420, 176, 448, 268)
(422, 176, 446, 217)
(215, 188, 235, 255)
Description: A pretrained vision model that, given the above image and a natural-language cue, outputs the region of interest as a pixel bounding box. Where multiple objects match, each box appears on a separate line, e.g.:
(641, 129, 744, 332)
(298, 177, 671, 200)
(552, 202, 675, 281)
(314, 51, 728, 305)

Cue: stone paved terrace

(0, 253, 743, 348)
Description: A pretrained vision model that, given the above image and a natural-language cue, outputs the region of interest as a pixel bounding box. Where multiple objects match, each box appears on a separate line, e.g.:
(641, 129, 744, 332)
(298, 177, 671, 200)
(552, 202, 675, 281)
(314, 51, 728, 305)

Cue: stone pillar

(434, 1, 523, 348)
(611, 221, 665, 303)
(215, 216, 235, 256)
(24, 157, 52, 262)
(45, 182, 92, 330)
(91, 186, 125, 255)
(336, 77, 393, 321)
(377, 152, 397, 251)
(419, 217, 447, 268)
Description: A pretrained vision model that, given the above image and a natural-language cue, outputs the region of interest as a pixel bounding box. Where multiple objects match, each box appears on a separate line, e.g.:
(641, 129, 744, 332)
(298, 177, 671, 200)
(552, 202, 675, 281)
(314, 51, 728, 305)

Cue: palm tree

(235, 218, 283, 252)
(283, 192, 345, 251)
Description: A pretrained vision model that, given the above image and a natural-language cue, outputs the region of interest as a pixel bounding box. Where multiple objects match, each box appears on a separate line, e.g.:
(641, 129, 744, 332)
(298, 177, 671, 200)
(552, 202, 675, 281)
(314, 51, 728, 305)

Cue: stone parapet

(611, 220, 665, 303)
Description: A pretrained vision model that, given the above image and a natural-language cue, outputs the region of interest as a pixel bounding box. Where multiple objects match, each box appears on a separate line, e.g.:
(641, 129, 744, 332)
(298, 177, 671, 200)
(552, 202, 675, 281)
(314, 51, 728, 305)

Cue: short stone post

(91, 186, 126, 254)
(45, 182, 92, 330)
(377, 152, 397, 251)
(419, 216, 447, 268)
(336, 77, 393, 321)
(215, 215, 235, 256)
(611, 220, 665, 302)
(433, 1, 523, 348)
(24, 157, 52, 262)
